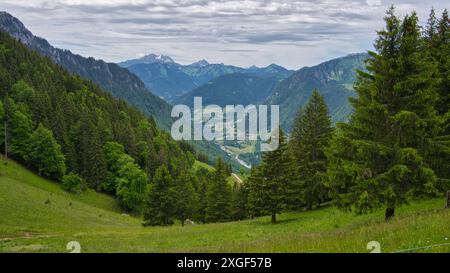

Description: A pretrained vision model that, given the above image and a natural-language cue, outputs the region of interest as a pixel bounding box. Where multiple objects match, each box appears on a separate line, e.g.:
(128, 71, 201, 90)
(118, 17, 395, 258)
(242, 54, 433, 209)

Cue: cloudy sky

(0, 0, 447, 69)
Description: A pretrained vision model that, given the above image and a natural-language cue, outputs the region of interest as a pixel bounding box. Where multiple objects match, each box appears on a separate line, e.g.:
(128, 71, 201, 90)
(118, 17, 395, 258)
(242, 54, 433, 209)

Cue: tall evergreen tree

(174, 173, 198, 226)
(77, 109, 107, 189)
(195, 174, 209, 223)
(288, 90, 333, 210)
(143, 165, 176, 226)
(326, 7, 440, 221)
(424, 9, 450, 189)
(247, 128, 288, 223)
(230, 182, 248, 221)
(205, 158, 231, 223)
(245, 166, 264, 218)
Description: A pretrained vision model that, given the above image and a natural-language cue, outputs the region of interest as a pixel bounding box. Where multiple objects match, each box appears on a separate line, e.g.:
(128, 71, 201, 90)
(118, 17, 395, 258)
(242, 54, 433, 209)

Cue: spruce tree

(424, 9, 450, 189)
(326, 7, 440, 221)
(247, 128, 288, 223)
(246, 166, 264, 218)
(174, 173, 198, 226)
(195, 175, 208, 223)
(230, 182, 248, 221)
(143, 165, 176, 226)
(205, 158, 231, 222)
(289, 90, 333, 210)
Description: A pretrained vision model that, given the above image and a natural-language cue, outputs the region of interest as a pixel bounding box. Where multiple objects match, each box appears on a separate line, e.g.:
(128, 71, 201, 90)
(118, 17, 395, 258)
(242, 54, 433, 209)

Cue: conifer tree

(326, 7, 440, 221)
(424, 9, 450, 189)
(205, 158, 231, 222)
(247, 128, 288, 223)
(143, 165, 176, 226)
(245, 166, 264, 218)
(289, 90, 333, 210)
(174, 173, 198, 226)
(195, 175, 208, 223)
(230, 182, 248, 221)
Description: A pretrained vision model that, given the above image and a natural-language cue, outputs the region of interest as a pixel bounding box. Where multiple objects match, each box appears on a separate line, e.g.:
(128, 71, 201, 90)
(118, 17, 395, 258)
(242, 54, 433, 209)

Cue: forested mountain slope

(0, 11, 172, 128)
(0, 30, 194, 206)
(266, 53, 368, 131)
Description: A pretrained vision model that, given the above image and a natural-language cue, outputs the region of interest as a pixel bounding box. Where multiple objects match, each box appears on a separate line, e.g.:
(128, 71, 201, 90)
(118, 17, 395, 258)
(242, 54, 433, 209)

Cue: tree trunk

(446, 191, 450, 209)
(271, 212, 276, 224)
(385, 207, 394, 221)
(4, 120, 7, 160)
(181, 216, 185, 227)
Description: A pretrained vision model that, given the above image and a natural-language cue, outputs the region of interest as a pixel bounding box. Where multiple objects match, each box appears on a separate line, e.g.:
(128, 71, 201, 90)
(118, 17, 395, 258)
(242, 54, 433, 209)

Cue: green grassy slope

(0, 157, 449, 253)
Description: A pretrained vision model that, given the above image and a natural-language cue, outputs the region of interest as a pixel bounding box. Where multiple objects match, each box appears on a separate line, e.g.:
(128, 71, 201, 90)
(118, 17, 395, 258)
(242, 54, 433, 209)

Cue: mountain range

(120, 51, 367, 133)
(266, 53, 368, 130)
(119, 54, 293, 102)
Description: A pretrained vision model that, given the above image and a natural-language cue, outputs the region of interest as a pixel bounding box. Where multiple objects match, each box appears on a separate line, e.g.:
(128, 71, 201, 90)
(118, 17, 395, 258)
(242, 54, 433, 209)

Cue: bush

(62, 172, 84, 194)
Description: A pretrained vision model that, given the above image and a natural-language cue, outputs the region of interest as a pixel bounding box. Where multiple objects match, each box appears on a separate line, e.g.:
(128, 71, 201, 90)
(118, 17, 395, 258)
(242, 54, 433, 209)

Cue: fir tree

(424, 9, 450, 190)
(230, 182, 248, 221)
(326, 7, 440, 221)
(143, 165, 176, 226)
(205, 158, 231, 222)
(247, 128, 288, 223)
(174, 173, 198, 226)
(195, 175, 209, 223)
(289, 90, 333, 210)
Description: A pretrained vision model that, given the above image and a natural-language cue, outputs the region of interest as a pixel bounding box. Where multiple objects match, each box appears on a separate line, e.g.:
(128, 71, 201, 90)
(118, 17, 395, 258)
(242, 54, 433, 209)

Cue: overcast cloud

(0, 0, 447, 69)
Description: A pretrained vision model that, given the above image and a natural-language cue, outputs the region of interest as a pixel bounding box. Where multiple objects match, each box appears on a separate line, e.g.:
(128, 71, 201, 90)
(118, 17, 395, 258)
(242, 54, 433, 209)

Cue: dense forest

(246, 7, 450, 223)
(0, 29, 194, 213)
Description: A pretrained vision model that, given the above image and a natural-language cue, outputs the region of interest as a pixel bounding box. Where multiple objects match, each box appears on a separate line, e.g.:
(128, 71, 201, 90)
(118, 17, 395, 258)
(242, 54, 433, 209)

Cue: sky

(0, 0, 447, 69)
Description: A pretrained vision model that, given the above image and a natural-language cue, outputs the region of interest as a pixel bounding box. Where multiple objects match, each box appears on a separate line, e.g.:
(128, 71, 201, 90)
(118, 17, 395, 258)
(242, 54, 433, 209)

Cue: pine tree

(174, 173, 198, 226)
(230, 182, 248, 221)
(205, 158, 231, 222)
(27, 123, 66, 180)
(0, 101, 4, 150)
(326, 7, 440, 221)
(424, 9, 450, 189)
(289, 90, 333, 210)
(245, 166, 264, 218)
(195, 175, 208, 223)
(247, 128, 288, 223)
(143, 165, 176, 226)
(76, 108, 107, 189)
